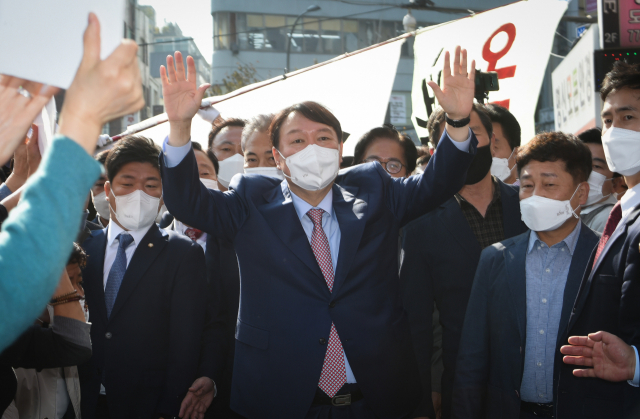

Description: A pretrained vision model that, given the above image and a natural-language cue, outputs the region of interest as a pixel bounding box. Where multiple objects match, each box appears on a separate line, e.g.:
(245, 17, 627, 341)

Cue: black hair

(472, 103, 493, 140)
(427, 107, 446, 147)
(105, 136, 161, 183)
(67, 242, 87, 268)
(484, 103, 521, 149)
(516, 131, 592, 184)
(270, 101, 342, 150)
(601, 60, 640, 102)
(353, 126, 418, 174)
(208, 118, 246, 150)
(192, 142, 219, 174)
(577, 127, 603, 145)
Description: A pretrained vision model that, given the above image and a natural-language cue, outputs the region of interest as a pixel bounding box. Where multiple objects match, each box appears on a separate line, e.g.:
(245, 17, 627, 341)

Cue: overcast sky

(141, 0, 213, 64)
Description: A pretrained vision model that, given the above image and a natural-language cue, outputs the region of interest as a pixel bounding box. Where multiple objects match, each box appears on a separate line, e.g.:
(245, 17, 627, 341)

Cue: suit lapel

(505, 233, 529, 344)
(500, 182, 525, 237)
(84, 228, 109, 325)
(258, 185, 325, 282)
(557, 225, 595, 349)
(441, 198, 481, 258)
(109, 224, 167, 322)
(332, 184, 367, 297)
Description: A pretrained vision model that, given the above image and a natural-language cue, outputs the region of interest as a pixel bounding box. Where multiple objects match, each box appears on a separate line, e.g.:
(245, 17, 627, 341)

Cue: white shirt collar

(621, 183, 640, 219)
(282, 180, 334, 221)
(107, 220, 153, 248)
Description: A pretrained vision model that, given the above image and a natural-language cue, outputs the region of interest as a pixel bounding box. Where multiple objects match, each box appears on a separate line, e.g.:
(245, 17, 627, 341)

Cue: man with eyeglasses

(399, 103, 528, 419)
(353, 125, 418, 178)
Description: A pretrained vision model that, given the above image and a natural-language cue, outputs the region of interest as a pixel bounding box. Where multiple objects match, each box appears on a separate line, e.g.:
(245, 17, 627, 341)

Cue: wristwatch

(445, 114, 471, 128)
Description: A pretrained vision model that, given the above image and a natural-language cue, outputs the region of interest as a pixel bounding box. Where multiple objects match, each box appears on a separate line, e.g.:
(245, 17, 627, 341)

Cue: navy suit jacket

(557, 206, 640, 419)
(399, 180, 527, 418)
(160, 133, 477, 418)
(451, 224, 598, 419)
(79, 224, 208, 418)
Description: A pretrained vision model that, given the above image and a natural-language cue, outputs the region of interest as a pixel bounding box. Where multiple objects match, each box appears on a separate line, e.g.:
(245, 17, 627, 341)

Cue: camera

(475, 70, 499, 103)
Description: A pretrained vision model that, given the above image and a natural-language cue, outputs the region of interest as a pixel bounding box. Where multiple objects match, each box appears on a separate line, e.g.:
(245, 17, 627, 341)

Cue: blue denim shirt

(520, 222, 581, 402)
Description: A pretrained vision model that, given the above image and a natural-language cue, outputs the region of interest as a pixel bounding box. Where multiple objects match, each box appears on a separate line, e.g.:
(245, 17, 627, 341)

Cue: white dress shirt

(174, 219, 208, 253)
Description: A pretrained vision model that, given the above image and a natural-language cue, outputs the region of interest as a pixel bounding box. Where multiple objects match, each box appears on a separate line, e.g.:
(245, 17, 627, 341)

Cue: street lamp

(286, 5, 321, 73)
(402, 9, 417, 32)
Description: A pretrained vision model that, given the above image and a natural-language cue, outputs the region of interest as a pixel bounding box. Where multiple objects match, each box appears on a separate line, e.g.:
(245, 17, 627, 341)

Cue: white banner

(141, 39, 405, 156)
(552, 24, 601, 134)
(411, 0, 567, 144)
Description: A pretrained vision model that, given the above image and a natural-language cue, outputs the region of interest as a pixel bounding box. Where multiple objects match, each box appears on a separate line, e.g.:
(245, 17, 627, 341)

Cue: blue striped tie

(104, 233, 134, 319)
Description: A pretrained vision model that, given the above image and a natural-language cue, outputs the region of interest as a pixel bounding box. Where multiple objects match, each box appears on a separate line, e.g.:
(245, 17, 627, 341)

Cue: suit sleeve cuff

(0, 183, 12, 200)
(628, 345, 639, 387)
(445, 128, 472, 153)
(162, 136, 192, 168)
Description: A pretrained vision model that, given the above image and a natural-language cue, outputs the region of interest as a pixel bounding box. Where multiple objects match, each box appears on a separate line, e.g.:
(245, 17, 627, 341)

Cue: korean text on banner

(552, 25, 601, 135)
(0, 0, 124, 89)
(411, 0, 568, 145)
(140, 39, 405, 157)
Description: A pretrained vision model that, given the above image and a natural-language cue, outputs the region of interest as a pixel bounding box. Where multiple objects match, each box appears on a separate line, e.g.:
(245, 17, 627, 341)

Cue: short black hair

(208, 118, 246, 150)
(353, 126, 418, 174)
(484, 103, 521, 149)
(105, 136, 161, 183)
(270, 101, 342, 150)
(95, 150, 109, 166)
(472, 103, 493, 139)
(427, 107, 446, 147)
(516, 131, 592, 184)
(577, 127, 603, 145)
(601, 60, 640, 102)
(67, 242, 87, 268)
(416, 154, 431, 167)
(192, 142, 219, 174)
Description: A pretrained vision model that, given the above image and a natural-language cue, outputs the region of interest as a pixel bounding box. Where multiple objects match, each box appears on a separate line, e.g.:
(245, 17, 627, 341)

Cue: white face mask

(217, 154, 245, 188)
(520, 185, 581, 232)
(92, 190, 110, 220)
(200, 177, 219, 190)
(585, 171, 612, 206)
(277, 144, 340, 191)
(156, 204, 167, 224)
(244, 166, 284, 180)
(602, 127, 640, 176)
(490, 148, 516, 181)
(109, 189, 161, 231)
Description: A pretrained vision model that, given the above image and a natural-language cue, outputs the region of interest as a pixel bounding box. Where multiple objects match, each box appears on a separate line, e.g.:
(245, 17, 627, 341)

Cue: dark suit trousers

(304, 385, 400, 419)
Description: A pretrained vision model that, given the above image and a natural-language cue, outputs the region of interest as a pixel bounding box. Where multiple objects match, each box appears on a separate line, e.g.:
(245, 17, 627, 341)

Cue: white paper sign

(411, 0, 568, 144)
(140, 39, 405, 156)
(0, 0, 125, 88)
(390, 95, 407, 125)
(552, 24, 601, 134)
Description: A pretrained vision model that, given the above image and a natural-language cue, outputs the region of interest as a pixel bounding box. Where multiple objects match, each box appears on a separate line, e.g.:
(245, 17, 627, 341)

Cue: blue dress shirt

(521, 222, 581, 403)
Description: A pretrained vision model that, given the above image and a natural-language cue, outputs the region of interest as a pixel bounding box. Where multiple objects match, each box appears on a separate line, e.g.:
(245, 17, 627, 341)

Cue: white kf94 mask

(200, 177, 219, 190)
(91, 190, 110, 220)
(217, 154, 245, 188)
(519, 185, 581, 232)
(602, 127, 640, 176)
(244, 166, 284, 180)
(585, 171, 612, 206)
(277, 144, 339, 191)
(109, 189, 161, 231)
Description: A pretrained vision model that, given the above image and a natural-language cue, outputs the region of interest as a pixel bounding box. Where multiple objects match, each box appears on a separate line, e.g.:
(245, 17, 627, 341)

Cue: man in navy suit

(399, 103, 528, 419)
(158, 48, 477, 418)
(79, 136, 209, 419)
(557, 61, 640, 418)
(452, 132, 598, 419)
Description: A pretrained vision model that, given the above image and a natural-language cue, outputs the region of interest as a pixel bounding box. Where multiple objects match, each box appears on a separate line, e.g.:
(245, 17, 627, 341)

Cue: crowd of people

(1, 14, 640, 419)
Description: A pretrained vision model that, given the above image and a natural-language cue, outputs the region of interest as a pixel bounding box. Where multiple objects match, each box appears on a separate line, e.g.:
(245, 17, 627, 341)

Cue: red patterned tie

(184, 227, 203, 241)
(593, 201, 623, 268)
(307, 208, 347, 397)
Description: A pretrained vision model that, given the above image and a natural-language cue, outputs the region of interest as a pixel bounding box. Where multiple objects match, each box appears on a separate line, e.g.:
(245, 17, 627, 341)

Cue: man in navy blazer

(78, 137, 209, 419)
(452, 132, 597, 419)
(158, 48, 477, 418)
(400, 103, 528, 419)
(557, 61, 640, 418)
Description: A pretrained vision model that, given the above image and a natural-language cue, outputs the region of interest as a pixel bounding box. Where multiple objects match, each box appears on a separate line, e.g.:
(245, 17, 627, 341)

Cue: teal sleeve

(0, 136, 101, 352)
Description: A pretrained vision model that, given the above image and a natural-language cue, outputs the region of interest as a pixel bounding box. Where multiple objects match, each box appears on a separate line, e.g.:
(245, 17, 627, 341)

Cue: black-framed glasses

(364, 157, 404, 174)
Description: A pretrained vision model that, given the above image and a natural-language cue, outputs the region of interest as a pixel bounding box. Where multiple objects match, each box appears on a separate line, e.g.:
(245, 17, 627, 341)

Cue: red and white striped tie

(307, 208, 347, 397)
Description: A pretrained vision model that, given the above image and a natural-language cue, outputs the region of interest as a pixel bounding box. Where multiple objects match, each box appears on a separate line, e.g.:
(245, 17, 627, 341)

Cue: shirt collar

(527, 221, 582, 255)
(621, 183, 640, 219)
(283, 180, 334, 221)
(107, 220, 152, 248)
(582, 194, 617, 214)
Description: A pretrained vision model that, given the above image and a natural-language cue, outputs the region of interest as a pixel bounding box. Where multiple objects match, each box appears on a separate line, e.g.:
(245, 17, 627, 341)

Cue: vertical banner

(552, 25, 601, 134)
(411, 0, 567, 144)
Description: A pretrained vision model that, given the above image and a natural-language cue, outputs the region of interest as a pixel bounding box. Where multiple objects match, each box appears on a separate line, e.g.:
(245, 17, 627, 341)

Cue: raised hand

(561, 331, 636, 382)
(0, 76, 58, 165)
(58, 13, 144, 155)
(161, 52, 211, 146)
(178, 376, 216, 419)
(426, 46, 475, 121)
